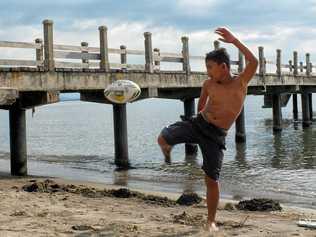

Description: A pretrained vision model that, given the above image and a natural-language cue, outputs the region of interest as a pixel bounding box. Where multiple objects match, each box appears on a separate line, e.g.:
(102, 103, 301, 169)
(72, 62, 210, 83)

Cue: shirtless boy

(157, 27, 258, 232)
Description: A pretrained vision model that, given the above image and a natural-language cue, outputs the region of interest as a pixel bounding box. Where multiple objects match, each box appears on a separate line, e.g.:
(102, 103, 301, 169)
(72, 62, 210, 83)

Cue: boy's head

(205, 48, 230, 81)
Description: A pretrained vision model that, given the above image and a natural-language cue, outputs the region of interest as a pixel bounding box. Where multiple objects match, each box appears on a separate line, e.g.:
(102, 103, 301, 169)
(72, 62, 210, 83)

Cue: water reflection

(301, 127, 316, 169)
(234, 143, 249, 170)
(1, 97, 316, 209)
(271, 132, 284, 169)
(268, 125, 316, 170)
(182, 153, 199, 193)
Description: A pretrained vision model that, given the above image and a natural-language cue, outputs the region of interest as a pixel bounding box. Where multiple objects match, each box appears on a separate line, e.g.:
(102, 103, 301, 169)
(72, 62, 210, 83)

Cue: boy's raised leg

(157, 135, 172, 163)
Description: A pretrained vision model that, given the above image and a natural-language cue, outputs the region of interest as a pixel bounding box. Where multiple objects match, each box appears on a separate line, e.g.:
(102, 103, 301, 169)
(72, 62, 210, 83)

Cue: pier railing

(0, 20, 314, 79)
(0, 20, 243, 74)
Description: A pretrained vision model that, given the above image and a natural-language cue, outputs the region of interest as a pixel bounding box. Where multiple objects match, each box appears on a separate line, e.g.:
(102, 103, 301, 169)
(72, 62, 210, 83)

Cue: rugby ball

(104, 80, 141, 104)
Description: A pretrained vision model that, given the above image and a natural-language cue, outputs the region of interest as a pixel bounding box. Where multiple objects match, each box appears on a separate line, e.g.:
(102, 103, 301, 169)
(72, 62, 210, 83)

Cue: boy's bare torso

(201, 76, 247, 130)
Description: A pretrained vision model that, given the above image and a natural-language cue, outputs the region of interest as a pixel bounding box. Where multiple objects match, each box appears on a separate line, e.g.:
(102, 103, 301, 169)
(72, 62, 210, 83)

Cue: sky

(0, 0, 315, 71)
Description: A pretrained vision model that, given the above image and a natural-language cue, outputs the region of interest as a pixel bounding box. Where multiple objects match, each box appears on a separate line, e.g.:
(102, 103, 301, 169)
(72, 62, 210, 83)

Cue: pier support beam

(235, 49, 246, 143)
(272, 94, 282, 132)
(301, 93, 312, 127)
(292, 94, 298, 121)
(113, 104, 129, 168)
(9, 101, 27, 176)
(235, 107, 246, 143)
(309, 93, 313, 121)
(183, 98, 198, 156)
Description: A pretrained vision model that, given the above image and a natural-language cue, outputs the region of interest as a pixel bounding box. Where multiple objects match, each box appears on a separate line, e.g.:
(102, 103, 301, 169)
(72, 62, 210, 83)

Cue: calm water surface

(0, 95, 315, 209)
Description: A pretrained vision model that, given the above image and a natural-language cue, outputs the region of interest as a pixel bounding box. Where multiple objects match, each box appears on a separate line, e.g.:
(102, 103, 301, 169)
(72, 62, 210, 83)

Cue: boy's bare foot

(160, 145, 172, 163)
(207, 222, 219, 232)
(157, 135, 172, 163)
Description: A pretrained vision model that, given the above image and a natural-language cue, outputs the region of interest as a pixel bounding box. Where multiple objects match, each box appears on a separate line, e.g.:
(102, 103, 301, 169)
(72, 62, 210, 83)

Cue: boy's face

(205, 60, 229, 81)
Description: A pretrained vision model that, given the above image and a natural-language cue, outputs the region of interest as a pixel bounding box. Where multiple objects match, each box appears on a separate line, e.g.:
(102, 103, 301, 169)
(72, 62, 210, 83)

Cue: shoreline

(0, 172, 315, 236)
(0, 156, 316, 210)
(0, 156, 315, 211)
(53, 175, 316, 214)
(1, 156, 316, 212)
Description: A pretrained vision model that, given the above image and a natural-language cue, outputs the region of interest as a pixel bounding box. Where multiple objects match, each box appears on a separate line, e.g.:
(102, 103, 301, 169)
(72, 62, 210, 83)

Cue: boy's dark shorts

(160, 113, 227, 181)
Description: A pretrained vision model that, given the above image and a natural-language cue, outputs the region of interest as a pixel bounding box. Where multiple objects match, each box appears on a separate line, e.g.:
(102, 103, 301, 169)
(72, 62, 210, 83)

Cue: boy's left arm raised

(215, 27, 258, 85)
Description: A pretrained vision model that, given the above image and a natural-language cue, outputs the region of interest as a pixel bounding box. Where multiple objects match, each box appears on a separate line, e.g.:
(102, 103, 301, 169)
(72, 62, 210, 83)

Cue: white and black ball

(104, 80, 141, 104)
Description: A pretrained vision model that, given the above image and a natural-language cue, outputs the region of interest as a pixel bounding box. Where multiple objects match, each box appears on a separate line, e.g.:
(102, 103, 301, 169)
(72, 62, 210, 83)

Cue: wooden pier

(0, 20, 315, 175)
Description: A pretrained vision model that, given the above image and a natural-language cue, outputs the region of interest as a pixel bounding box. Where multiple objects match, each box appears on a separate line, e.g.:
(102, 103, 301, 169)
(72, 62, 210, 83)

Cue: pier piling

(309, 93, 313, 121)
(235, 50, 246, 143)
(235, 107, 246, 142)
(301, 93, 312, 127)
(183, 98, 198, 156)
(113, 104, 129, 168)
(9, 101, 27, 176)
(292, 94, 298, 121)
(272, 94, 282, 132)
(112, 44, 130, 168)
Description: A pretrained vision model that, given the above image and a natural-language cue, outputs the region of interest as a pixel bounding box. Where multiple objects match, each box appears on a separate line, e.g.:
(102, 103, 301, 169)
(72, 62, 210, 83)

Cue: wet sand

(0, 173, 315, 237)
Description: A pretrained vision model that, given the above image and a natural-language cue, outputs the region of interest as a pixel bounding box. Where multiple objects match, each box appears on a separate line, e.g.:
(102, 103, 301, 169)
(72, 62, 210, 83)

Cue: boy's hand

(215, 27, 258, 86)
(215, 27, 237, 44)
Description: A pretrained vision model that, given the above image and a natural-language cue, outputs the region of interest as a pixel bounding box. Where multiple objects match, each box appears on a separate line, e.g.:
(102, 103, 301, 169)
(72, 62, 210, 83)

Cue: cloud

(0, 0, 314, 33)
(176, 0, 219, 16)
(0, 6, 316, 73)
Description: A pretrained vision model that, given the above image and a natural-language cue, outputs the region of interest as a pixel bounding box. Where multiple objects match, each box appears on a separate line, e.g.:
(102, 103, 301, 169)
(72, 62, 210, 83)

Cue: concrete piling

(183, 98, 198, 156)
(9, 101, 27, 176)
(113, 104, 129, 168)
(235, 107, 246, 142)
(272, 94, 282, 132)
(301, 93, 311, 127)
(235, 49, 246, 143)
(112, 44, 129, 168)
(292, 94, 298, 121)
(309, 93, 313, 121)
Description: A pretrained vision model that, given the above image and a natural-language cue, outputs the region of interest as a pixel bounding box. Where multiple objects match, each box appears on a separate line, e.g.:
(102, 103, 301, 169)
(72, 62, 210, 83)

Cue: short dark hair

(205, 48, 230, 69)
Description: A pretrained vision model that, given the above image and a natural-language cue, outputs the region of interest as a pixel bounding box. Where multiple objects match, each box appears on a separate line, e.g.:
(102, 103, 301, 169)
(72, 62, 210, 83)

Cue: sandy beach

(0, 173, 315, 237)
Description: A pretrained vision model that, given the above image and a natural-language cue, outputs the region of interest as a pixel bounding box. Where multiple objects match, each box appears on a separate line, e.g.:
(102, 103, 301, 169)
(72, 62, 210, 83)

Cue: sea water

(0, 94, 315, 209)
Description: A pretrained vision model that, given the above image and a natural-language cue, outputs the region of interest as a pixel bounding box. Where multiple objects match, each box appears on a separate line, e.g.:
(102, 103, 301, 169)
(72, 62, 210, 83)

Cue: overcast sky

(0, 0, 315, 71)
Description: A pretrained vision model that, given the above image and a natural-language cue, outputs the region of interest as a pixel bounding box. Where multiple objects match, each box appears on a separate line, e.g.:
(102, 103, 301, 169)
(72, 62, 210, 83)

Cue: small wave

(28, 154, 113, 166)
